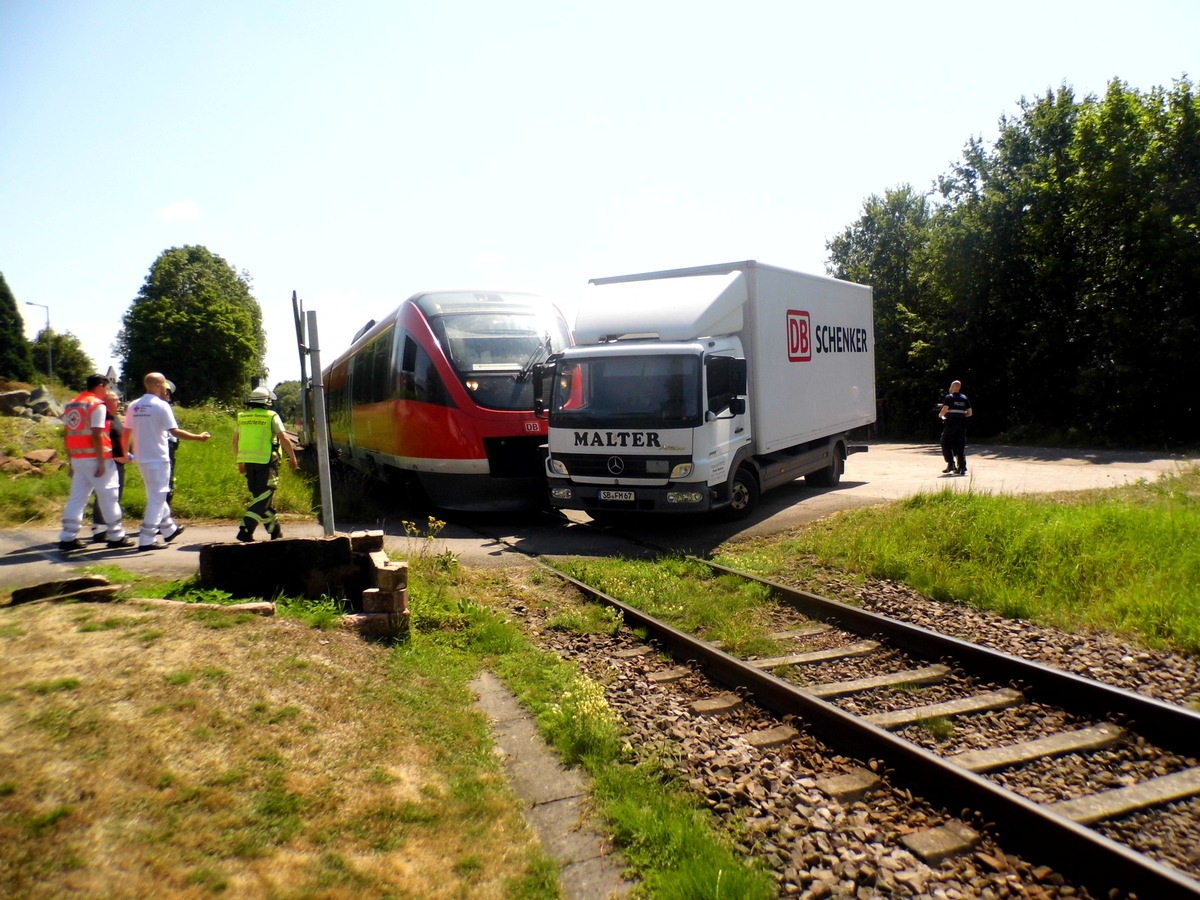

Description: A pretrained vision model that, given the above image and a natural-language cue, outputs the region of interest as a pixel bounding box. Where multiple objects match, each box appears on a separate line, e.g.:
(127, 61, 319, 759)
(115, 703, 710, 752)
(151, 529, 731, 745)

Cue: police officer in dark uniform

(938, 380, 973, 475)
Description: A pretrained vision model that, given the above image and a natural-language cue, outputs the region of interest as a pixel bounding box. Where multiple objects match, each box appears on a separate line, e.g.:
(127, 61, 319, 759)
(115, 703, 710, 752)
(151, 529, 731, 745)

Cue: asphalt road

(1, 442, 1189, 593)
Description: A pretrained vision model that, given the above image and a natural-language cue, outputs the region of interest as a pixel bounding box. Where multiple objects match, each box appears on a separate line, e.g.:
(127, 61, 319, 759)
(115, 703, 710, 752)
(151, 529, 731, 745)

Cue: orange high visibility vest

(63, 393, 112, 460)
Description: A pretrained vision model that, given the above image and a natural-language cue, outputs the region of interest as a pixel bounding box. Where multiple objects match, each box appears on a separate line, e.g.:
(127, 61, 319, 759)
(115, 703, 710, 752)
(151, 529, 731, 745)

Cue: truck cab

(541, 337, 750, 514)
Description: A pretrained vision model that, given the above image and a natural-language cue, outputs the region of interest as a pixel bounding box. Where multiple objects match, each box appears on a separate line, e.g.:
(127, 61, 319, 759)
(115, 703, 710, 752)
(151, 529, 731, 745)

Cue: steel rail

(702, 559, 1200, 754)
(539, 560, 1200, 899)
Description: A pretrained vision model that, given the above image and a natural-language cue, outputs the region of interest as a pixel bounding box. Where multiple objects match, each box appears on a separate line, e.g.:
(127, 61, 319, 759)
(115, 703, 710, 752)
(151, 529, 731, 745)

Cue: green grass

(552, 555, 785, 658)
(0, 407, 316, 526)
(718, 467, 1200, 654)
(406, 560, 778, 898)
(6, 408, 1199, 894)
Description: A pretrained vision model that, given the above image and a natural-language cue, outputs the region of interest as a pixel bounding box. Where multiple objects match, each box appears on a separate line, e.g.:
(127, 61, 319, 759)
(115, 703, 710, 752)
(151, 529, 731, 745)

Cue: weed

(547, 603, 624, 637)
(918, 716, 955, 741)
(276, 593, 348, 630)
(27, 677, 81, 694)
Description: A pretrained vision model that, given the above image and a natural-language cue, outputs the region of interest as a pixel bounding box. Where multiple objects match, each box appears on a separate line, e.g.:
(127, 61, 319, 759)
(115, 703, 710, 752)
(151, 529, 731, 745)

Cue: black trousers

(241, 460, 281, 535)
(941, 424, 967, 470)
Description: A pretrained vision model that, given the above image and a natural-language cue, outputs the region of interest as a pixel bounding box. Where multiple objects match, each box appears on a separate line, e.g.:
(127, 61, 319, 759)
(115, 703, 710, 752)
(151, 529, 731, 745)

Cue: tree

(0, 272, 34, 382)
(826, 186, 940, 436)
(31, 329, 94, 388)
(271, 380, 302, 427)
(829, 76, 1200, 446)
(115, 246, 265, 406)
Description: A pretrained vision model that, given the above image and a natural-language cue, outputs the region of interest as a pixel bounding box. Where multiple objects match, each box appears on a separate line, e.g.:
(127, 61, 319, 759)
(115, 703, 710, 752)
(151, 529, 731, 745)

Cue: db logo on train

(787, 309, 811, 362)
(524, 421, 540, 433)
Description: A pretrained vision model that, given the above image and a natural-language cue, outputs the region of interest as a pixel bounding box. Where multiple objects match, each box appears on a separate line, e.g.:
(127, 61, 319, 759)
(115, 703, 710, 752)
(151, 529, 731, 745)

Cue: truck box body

(542, 260, 875, 516)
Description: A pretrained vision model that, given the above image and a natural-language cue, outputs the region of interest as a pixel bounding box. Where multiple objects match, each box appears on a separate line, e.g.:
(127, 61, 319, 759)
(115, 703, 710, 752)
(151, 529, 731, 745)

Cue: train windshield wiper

(515, 334, 551, 382)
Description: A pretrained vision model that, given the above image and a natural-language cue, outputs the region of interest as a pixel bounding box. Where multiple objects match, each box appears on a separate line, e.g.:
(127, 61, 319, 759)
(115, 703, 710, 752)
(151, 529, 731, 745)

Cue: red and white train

(323, 291, 572, 511)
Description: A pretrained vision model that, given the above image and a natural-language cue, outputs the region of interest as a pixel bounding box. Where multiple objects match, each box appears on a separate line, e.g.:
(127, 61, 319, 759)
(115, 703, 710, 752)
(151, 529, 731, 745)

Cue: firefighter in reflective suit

(232, 386, 298, 542)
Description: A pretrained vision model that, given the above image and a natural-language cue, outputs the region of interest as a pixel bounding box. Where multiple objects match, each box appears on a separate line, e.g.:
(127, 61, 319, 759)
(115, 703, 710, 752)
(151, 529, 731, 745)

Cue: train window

(372, 328, 393, 398)
(326, 359, 351, 435)
(351, 341, 376, 404)
(351, 329, 396, 404)
(399, 334, 452, 407)
(432, 312, 571, 375)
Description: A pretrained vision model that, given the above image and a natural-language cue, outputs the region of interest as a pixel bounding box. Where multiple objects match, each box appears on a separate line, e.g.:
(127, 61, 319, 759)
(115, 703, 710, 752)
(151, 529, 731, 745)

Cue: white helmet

(246, 386, 272, 405)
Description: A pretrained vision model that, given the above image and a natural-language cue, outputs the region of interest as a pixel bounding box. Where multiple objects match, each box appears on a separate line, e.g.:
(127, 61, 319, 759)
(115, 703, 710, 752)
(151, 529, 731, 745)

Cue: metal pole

(24, 303, 51, 384)
(306, 310, 335, 536)
(292, 291, 312, 445)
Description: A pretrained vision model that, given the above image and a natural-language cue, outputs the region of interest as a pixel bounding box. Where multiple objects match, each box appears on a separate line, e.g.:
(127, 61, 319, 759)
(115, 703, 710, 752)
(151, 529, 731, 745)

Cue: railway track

(527, 551, 1200, 898)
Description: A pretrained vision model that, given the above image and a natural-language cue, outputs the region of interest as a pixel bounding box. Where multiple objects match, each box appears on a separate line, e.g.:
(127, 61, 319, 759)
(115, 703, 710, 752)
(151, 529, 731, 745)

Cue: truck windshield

(549, 354, 703, 428)
(429, 310, 572, 411)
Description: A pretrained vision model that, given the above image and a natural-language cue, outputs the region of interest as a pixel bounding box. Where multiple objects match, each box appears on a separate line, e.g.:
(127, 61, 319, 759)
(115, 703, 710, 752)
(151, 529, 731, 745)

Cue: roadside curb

(471, 671, 634, 899)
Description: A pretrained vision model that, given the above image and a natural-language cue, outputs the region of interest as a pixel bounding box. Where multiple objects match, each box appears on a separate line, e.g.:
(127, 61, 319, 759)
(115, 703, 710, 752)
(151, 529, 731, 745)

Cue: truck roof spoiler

(598, 332, 661, 343)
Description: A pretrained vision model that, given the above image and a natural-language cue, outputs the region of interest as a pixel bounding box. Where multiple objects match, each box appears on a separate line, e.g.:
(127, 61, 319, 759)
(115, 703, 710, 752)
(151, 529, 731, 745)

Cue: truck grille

(555, 453, 692, 479)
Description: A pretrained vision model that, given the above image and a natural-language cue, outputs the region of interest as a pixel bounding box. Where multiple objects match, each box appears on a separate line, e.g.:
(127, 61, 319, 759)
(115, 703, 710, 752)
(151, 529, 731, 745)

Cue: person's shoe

(58, 539, 86, 552)
(91, 532, 108, 544)
(163, 525, 186, 544)
(106, 536, 134, 549)
(942, 464, 955, 474)
(137, 542, 165, 552)
(269, 525, 283, 541)
(236, 529, 254, 543)
(956, 467, 967, 476)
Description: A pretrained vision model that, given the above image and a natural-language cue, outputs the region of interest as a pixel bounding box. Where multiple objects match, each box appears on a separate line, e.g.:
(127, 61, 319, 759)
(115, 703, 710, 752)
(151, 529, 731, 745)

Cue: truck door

(704, 355, 748, 486)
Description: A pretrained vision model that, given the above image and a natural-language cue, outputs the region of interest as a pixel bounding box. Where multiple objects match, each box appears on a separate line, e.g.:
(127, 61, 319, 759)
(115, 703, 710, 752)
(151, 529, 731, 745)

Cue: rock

(9, 578, 112, 607)
(25, 448, 58, 465)
(0, 389, 31, 416)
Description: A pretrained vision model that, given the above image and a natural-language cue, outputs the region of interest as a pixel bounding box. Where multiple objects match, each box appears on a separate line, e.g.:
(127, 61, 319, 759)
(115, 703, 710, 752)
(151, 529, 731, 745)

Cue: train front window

(429, 306, 572, 411)
(435, 314, 569, 373)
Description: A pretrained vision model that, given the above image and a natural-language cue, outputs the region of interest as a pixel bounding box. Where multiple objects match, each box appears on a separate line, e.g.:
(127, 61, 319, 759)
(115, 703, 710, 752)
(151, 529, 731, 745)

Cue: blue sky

(1, 0, 1196, 387)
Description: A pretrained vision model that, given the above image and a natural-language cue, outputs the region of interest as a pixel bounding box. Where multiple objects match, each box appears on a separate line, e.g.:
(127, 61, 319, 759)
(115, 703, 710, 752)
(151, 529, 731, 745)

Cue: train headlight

(465, 379, 480, 392)
(670, 463, 694, 478)
(549, 459, 569, 476)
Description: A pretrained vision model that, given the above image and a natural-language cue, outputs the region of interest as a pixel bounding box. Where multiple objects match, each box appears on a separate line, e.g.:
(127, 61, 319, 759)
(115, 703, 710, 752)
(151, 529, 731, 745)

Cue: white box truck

(535, 260, 875, 518)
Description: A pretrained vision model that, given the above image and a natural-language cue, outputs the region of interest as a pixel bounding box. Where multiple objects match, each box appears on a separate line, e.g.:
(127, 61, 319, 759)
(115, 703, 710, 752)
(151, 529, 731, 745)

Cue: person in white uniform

(123, 372, 212, 550)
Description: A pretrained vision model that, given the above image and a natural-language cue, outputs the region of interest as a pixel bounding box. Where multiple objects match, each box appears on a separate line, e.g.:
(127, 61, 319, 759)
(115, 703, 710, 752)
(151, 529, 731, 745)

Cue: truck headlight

(670, 463, 694, 479)
(550, 487, 573, 500)
(549, 459, 569, 476)
(666, 490, 705, 504)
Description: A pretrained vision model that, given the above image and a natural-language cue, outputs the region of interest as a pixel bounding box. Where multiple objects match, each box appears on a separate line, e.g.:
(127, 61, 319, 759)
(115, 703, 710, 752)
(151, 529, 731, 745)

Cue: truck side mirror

(729, 397, 746, 416)
(532, 362, 549, 419)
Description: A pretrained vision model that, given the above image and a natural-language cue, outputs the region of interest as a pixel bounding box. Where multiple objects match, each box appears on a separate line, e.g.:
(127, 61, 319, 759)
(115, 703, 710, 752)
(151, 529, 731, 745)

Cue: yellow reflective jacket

(236, 408, 279, 464)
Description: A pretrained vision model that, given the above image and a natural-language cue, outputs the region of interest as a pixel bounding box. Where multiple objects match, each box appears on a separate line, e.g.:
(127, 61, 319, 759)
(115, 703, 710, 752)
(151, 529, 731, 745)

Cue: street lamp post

(24, 302, 51, 384)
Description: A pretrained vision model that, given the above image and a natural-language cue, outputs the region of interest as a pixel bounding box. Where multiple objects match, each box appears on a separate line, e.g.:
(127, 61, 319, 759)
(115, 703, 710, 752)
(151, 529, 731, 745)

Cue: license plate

(599, 490, 635, 502)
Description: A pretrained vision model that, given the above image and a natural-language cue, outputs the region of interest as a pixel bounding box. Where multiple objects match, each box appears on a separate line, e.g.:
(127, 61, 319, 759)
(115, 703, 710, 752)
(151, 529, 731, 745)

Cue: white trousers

(60, 459, 126, 542)
(135, 460, 177, 546)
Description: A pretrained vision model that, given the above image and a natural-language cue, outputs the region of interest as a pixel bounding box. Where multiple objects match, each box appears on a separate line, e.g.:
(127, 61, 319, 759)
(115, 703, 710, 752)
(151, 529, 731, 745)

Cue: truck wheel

(806, 451, 844, 487)
(725, 466, 759, 519)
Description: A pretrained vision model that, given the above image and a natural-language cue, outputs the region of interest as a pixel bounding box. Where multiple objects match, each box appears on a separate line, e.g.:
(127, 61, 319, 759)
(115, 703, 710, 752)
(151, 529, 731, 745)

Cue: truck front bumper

(548, 481, 715, 514)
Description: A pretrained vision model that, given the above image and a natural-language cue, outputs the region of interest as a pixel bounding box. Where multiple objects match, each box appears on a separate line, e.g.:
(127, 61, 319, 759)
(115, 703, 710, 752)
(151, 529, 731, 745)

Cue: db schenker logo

(787, 309, 811, 361)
